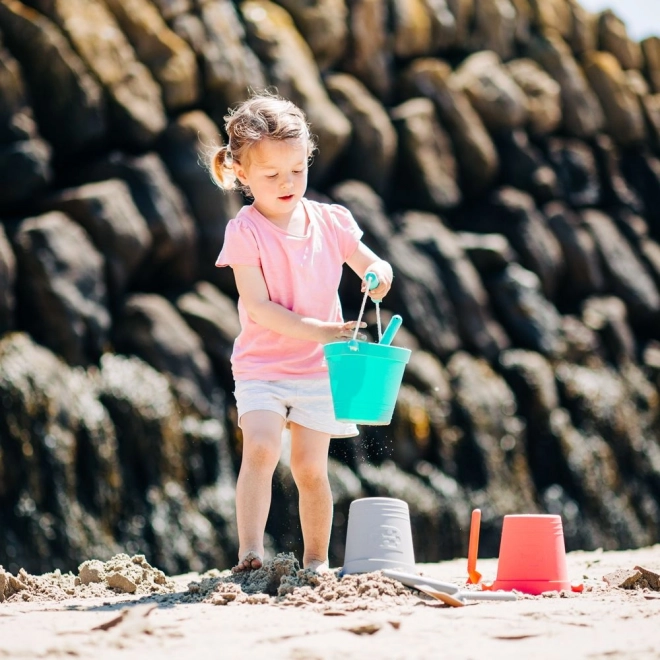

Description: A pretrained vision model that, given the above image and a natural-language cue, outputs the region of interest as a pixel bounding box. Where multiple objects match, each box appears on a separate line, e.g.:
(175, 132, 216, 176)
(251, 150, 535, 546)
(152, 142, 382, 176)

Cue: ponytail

(209, 145, 237, 190)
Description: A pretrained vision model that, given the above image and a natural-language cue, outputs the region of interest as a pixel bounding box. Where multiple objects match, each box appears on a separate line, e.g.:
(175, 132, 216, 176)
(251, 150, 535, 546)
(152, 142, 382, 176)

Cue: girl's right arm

(233, 264, 365, 344)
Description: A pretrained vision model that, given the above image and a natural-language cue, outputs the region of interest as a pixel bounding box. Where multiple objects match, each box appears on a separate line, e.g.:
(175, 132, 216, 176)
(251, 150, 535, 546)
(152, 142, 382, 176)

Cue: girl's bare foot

(304, 559, 330, 574)
(232, 551, 263, 573)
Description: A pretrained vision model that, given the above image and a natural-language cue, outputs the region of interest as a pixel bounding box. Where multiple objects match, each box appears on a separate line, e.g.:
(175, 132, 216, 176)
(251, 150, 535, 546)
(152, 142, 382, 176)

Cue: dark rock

(399, 211, 509, 360)
(582, 209, 660, 324)
(488, 262, 566, 358)
(0, 223, 16, 333)
(0, 0, 106, 155)
(12, 211, 110, 366)
(456, 232, 518, 275)
(546, 138, 601, 208)
(42, 180, 152, 303)
(0, 138, 50, 205)
(158, 111, 243, 298)
(581, 296, 636, 366)
(113, 293, 223, 418)
(390, 97, 461, 212)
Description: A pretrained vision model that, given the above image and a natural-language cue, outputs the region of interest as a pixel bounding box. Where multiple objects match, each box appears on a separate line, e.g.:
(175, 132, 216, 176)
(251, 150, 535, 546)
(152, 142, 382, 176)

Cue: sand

(1, 545, 660, 659)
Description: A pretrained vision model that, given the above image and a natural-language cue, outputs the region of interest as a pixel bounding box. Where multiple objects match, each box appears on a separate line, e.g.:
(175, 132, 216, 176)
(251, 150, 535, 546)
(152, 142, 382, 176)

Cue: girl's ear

(233, 162, 249, 185)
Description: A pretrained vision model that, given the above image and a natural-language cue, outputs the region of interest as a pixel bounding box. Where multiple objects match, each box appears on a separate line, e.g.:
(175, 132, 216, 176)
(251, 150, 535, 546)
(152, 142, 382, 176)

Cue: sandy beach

(1, 545, 659, 659)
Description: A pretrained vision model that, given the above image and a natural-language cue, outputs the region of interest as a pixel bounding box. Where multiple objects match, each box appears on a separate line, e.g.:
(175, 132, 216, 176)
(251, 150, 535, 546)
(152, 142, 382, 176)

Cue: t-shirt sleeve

(330, 204, 363, 262)
(215, 218, 261, 268)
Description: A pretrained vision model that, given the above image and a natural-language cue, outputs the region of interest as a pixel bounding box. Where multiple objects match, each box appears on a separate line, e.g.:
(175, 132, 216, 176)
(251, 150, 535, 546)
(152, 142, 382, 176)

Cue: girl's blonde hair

(209, 92, 317, 191)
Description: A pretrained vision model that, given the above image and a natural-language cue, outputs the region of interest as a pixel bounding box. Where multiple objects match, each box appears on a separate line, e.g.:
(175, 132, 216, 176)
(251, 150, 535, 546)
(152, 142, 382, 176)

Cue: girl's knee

(291, 463, 328, 490)
(241, 434, 281, 469)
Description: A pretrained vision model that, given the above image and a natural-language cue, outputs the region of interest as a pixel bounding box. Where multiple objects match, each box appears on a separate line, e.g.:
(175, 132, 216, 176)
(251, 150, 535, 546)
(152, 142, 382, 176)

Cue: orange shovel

(466, 508, 482, 584)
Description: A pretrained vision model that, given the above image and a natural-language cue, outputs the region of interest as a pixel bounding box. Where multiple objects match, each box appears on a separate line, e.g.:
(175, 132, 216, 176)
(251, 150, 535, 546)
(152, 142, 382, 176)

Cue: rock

(597, 9, 642, 71)
(112, 293, 222, 418)
(506, 58, 562, 136)
(400, 58, 499, 194)
(641, 93, 660, 151)
(582, 209, 660, 324)
(603, 568, 643, 589)
(421, 0, 456, 50)
(0, 224, 16, 334)
(390, 97, 461, 212)
(547, 138, 600, 208)
(78, 559, 105, 585)
(0, 138, 51, 205)
(582, 296, 636, 366)
(34, 0, 166, 147)
(325, 73, 397, 196)
(544, 201, 605, 303)
(241, 0, 352, 185)
(634, 565, 660, 590)
(175, 281, 240, 392)
(642, 37, 660, 94)
(494, 129, 559, 202)
(341, 0, 393, 101)
(103, 0, 201, 110)
(0, 0, 106, 154)
(157, 111, 243, 297)
(452, 51, 528, 131)
(584, 51, 645, 147)
(592, 134, 643, 212)
(70, 151, 199, 290)
(527, 30, 604, 138)
(566, 0, 598, 56)
(446, 0, 473, 46)
(274, 0, 348, 71)
(457, 232, 518, 274)
(150, 0, 191, 20)
(488, 263, 566, 358)
(192, 0, 266, 123)
(390, 0, 433, 58)
(0, 32, 37, 143)
(106, 572, 137, 593)
(12, 212, 110, 366)
(399, 211, 509, 359)
(470, 0, 516, 60)
(42, 179, 152, 302)
(528, 0, 573, 39)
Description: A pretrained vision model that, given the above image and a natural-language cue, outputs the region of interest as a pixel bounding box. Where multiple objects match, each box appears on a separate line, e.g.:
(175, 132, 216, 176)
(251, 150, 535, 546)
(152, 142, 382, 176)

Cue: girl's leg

(234, 410, 285, 572)
(288, 422, 332, 571)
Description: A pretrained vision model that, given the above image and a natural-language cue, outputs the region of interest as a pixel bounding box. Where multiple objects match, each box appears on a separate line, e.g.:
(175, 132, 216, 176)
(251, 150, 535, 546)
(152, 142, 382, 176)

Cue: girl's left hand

(361, 260, 394, 300)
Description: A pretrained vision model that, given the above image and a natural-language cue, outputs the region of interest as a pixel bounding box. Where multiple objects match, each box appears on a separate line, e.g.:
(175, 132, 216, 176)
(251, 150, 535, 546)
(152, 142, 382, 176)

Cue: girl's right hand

(315, 320, 367, 344)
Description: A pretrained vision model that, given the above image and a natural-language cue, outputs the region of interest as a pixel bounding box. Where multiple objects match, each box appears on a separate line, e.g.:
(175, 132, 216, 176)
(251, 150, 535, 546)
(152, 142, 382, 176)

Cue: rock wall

(1, 0, 660, 573)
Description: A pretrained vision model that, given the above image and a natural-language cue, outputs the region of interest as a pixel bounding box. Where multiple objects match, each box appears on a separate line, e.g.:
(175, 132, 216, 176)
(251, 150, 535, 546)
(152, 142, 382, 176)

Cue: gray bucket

(341, 497, 416, 575)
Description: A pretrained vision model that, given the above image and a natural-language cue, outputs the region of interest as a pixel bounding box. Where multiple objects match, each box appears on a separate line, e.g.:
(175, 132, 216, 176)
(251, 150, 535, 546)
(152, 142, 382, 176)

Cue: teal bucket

(323, 341, 411, 425)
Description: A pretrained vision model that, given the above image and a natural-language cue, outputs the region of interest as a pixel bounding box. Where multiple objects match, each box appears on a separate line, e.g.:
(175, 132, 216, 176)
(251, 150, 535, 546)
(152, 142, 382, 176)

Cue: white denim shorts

(234, 378, 359, 438)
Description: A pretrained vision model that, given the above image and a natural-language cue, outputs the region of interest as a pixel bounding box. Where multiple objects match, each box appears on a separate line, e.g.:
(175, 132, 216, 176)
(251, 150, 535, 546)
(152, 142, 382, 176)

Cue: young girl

(210, 92, 393, 573)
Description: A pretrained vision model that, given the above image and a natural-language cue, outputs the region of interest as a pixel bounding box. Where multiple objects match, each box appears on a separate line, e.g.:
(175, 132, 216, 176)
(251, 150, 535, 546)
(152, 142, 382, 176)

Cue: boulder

(325, 73, 397, 196)
(527, 30, 604, 138)
(470, 0, 516, 60)
(0, 138, 51, 205)
(584, 51, 645, 147)
(12, 211, 110, 366)
(0, 0, 106, 154)
(103, 0, 200, 110)
(33, 0, 166, 147)
(597, 9, 642, 71)
(506, 58, 562, 136)
(42, 179, 152, 302)
(273, 0, 348, 71)
(240, 0, 352, 185)
(400, 58, 499, 195)
(390, 97, 461, 212)
(389, 0, 433, 58)
(340, 0, 393, 102)
(452, 51, 528, 131)
(0, 224, 16, 333)
(192, 0, 266, 123)
(546, 137, 600, 208)
(642, 37, 660, 94)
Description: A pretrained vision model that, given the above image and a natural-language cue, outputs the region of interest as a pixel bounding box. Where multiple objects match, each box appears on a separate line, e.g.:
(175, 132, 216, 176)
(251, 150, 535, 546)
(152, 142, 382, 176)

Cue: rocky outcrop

(1, 0, 660, 574)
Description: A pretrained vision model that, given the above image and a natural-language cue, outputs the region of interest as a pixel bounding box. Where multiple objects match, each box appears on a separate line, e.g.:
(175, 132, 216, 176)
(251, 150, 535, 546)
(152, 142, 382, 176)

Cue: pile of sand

(0, 554, 175, 603)
(184, 553, 422, 611)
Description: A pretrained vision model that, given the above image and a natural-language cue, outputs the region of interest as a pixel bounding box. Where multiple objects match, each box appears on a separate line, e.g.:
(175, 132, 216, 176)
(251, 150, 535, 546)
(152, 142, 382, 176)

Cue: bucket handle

(350, 272, 382, 347)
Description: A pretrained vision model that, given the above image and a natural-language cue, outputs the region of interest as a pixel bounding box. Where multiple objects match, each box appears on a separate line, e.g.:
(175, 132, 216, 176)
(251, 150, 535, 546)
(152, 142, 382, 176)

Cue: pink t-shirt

(215, 198, 363, 380)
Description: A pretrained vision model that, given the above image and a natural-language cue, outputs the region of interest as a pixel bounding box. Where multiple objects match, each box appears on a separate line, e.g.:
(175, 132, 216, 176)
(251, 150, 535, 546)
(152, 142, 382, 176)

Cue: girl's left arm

(346, 241, 394, 300)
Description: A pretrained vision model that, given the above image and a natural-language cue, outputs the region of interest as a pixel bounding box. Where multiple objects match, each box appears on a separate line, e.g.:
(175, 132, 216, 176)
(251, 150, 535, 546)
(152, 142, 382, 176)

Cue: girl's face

(234, 138, 309, 223)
